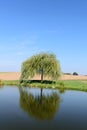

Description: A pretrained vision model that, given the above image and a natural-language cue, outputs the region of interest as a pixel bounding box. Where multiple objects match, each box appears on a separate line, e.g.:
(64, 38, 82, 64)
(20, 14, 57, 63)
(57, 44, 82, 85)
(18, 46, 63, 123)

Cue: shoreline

(0, 72, 87, 92)
(0, 79, 87, 92)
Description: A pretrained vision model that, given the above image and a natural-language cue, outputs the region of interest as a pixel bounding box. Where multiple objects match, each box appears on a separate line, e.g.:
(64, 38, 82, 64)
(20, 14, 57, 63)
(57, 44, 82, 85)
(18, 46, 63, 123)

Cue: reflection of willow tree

(19, 88, 61, 120)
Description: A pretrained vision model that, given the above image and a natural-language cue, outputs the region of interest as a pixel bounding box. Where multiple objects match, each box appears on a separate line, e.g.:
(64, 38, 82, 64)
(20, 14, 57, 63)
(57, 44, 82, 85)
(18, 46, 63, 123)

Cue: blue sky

(0, 0, 87, 74)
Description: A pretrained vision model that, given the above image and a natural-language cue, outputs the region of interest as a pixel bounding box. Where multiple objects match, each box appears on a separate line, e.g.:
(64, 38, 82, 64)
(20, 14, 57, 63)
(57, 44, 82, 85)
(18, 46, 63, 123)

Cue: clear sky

(0, 0, 87, 74)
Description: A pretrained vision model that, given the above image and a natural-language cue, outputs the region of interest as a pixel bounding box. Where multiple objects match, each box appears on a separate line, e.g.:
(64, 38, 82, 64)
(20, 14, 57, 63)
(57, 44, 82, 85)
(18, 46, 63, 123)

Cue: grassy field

(60, 80, 87, 91)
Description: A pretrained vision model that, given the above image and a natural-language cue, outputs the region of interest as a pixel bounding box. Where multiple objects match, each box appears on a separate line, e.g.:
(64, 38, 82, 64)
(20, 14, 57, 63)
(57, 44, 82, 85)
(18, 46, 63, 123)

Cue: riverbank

(1, 79, 87, 92)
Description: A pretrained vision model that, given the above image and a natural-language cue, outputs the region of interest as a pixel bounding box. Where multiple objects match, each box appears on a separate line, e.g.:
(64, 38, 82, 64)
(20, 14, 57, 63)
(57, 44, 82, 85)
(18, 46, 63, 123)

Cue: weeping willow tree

(19, 87, 61, 120)
(20, 53, 61, 82)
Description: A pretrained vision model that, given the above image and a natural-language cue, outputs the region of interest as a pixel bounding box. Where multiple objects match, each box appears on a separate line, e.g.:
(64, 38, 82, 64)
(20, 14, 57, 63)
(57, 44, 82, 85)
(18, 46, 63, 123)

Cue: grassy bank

(0, 80, 87, 92)
(0, 80, 4, 86)
(19, 80, 87, 92)
(2, 80, 19, 86)
(59, 80, 87, 92)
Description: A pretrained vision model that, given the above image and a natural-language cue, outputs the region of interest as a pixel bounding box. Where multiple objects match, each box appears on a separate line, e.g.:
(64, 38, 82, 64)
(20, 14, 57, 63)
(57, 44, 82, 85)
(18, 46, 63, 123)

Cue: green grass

(57, 80, 87, 91)
(2, 80, 20, 86)
(0, 79, 87, 92)
(20, 80, 87, 92)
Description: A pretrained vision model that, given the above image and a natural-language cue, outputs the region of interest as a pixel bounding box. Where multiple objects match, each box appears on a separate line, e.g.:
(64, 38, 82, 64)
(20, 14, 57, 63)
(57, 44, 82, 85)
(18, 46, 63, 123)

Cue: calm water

(0, 86, 87, 130)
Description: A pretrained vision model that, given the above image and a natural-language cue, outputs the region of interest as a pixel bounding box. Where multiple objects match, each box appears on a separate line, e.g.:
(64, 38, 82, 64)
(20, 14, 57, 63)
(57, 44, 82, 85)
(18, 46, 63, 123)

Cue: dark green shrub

(73, 72, 78, 75)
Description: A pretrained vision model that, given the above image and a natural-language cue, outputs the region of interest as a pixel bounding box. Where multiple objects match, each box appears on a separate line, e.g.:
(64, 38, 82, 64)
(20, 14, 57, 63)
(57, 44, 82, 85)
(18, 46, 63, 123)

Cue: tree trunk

(41, 68, 43, 82)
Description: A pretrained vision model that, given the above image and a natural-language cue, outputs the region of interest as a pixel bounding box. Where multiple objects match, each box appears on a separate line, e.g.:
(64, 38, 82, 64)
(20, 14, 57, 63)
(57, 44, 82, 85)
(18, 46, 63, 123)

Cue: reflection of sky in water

(0, 86, 87, 130)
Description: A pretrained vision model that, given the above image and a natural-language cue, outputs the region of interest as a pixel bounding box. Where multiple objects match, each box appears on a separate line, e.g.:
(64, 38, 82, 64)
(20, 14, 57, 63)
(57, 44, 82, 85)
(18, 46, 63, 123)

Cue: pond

(0, 86, 87, 130)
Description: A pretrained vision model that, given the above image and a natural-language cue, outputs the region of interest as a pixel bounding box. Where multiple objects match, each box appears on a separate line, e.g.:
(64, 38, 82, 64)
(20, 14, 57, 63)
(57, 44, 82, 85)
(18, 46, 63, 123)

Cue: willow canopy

(20, 53, 61, 81)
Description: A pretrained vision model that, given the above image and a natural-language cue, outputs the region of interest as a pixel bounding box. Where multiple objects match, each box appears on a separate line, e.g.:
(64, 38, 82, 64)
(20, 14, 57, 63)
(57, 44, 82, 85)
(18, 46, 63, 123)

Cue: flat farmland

(0, 72, 87, 81)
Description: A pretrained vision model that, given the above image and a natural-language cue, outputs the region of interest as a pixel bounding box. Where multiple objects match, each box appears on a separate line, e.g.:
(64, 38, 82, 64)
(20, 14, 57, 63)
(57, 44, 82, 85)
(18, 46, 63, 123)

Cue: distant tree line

(64, 72, 78, 75)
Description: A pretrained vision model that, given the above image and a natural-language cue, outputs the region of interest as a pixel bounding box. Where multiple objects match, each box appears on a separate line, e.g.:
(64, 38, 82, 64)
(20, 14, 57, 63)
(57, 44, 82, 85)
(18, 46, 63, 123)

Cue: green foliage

(73, 72, 78, 75)
(20, 52, 61, 81)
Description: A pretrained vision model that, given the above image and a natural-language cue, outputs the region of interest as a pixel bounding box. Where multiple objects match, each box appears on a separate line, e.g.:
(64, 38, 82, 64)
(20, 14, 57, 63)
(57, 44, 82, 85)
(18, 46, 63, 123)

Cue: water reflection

(0, 85, 4, 89)
(59, 88, 66, 93)
(19, 87, 61, 120)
